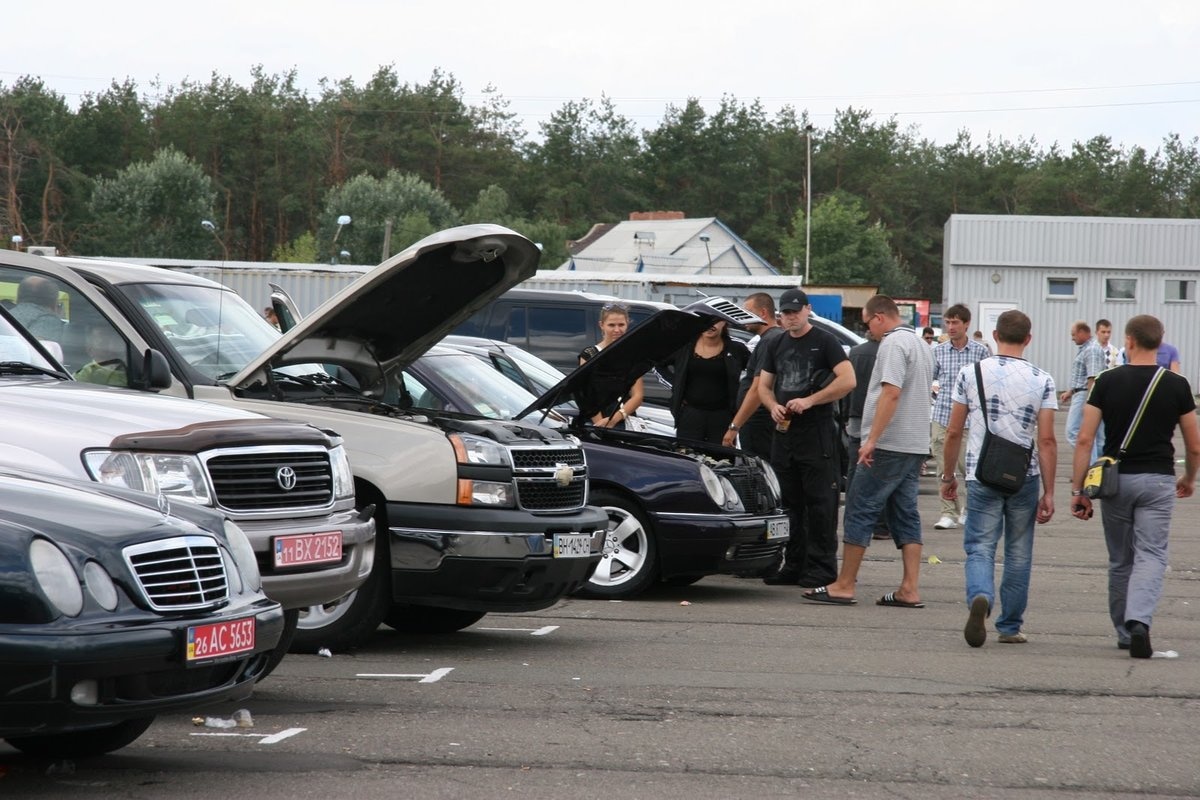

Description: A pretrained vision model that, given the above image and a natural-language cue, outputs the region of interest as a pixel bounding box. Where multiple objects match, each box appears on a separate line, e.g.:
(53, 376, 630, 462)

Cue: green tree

(0, 77, 75, 248)
(782, 192, 912, 296)
(272, 231, 319, 263)
(85, 146, 215, 257)
(321, 170, 459, 263)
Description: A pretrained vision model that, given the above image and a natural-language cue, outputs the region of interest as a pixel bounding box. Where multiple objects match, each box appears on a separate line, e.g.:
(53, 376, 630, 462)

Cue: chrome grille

(511, 446, 588, 511)
(721, 464, 776, 515)
(124, 536, 228, 611)
(206, 449, 333, 512)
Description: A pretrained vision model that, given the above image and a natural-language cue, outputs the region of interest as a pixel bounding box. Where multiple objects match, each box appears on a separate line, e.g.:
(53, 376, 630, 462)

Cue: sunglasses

(601, 302, 628, 312)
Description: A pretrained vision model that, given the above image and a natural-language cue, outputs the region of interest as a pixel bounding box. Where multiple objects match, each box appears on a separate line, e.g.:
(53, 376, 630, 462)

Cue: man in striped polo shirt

(930, 304, 990, 530)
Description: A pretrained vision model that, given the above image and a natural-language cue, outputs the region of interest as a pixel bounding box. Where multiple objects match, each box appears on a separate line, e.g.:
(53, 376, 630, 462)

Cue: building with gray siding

(943, 214, 1200, 391)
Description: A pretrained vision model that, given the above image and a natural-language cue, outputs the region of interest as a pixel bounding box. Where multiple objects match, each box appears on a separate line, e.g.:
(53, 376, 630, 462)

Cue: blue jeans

(1065, 392, 1101, 461)
(963, 476, 1040, 636)
(1101, 472, 1176, 642)
(842, 450, 924, 548)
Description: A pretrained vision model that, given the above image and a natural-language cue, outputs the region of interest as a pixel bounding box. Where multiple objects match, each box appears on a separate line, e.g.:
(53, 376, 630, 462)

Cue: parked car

(439, 334, 676, 435)
(41, 227, 606, 650)
(0, 253, 375, 672)
(0, 468, 283, 757)
(397, 303, 790, 598)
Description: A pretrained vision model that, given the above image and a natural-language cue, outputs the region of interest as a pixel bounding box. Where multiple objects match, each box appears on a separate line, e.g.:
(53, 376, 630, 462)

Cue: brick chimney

(628, 211, 685, 221)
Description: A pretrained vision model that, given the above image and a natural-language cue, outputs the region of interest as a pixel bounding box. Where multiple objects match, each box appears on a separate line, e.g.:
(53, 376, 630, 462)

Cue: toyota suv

(35, 226, 606, 651)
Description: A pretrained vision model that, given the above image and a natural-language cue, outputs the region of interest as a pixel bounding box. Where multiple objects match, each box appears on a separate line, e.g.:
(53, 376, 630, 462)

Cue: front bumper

(652, 511, 789, 579)
(241, 507, 376, 610)
(0, 599, 283, 738)
(385, 502, 609, 612)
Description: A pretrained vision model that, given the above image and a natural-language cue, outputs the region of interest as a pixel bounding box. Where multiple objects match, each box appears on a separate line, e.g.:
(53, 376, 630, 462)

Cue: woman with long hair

(578, 303, 644, 429)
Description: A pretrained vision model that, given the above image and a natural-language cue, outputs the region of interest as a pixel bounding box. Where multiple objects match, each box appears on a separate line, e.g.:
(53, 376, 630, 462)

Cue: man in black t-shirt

(1072, 314, 1200, 658)
(723, 292, 783, 458)
(757, 288, 855, 587)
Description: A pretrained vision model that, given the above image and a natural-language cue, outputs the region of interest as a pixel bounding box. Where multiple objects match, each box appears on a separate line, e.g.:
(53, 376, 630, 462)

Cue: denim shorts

(842, 449, 925, 548)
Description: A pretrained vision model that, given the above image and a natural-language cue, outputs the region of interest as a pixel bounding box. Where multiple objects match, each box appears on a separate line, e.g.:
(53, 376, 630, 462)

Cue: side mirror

(130, 348, 173, 391)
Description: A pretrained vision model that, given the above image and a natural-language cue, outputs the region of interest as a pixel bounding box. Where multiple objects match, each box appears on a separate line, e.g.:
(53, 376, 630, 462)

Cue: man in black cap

(757, 288, 856, 587)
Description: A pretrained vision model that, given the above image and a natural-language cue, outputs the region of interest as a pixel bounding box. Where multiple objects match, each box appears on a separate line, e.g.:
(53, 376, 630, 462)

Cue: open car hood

(229, 224, 541, 390)
(517, 297, 760, 422)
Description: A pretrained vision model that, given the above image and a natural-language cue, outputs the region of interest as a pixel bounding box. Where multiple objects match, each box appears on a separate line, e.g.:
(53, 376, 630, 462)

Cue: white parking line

(356, 667, 454, 683)
(478, 625, 559, 636)
(190, 728, 307, 744)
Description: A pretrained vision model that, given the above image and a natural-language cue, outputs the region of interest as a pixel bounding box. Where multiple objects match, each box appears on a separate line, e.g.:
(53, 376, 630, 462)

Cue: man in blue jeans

(941, 310, 1058, 647)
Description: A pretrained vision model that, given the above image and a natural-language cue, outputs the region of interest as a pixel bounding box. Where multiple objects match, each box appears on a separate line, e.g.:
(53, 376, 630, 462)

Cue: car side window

(0, 266, 132, 387)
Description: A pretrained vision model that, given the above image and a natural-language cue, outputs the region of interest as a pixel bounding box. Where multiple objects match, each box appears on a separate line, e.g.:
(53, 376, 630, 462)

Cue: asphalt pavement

(3, 413, 1198, 799)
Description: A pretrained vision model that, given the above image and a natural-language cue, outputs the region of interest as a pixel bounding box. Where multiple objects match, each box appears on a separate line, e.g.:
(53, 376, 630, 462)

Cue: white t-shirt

(951, 355, 1058, 481)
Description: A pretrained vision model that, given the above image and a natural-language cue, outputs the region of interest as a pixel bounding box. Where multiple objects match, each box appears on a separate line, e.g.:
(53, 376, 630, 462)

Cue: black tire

(575, 489, 659, 599)
(383, 605, 486, 634)
(663, 574, 704, 587)
(290, 496, 390, 653)
(5, 716, 155, 758)
(259, 608, 298, 679)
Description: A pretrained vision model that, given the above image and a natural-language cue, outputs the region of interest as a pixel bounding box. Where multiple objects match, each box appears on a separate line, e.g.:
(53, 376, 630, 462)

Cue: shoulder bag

(973, 362, 1035, 495)
(1082, 367, 1165, 499)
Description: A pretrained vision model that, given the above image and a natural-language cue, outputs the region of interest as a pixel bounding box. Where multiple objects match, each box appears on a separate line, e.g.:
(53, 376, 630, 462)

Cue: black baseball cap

(779, 288, 809, 311)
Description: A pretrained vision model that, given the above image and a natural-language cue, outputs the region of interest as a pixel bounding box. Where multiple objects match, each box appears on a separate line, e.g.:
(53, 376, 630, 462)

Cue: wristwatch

(939, 474, 955, 483)
(728, 423, 740, 431)
(1070, 489, 1083, 496)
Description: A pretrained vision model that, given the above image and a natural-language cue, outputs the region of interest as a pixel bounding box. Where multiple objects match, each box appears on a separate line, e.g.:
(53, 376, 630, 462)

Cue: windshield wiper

(0, 361, 70, 379)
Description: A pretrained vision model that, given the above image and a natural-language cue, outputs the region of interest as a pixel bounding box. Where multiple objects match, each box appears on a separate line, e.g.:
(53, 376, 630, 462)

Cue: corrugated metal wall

(944, 215, 1200, 390)
(171, 265, 366, 316)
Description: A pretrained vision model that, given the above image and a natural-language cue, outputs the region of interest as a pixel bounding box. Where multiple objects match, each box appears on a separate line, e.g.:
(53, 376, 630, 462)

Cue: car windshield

(120, 282, 283, 381)
(408, 351, 540, 420)
(501, 345, 565, 394)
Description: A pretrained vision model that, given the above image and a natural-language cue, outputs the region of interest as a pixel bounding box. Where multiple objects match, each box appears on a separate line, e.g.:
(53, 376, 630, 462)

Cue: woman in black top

(661, 318, 749, 443)
(578, 304, 644, 429)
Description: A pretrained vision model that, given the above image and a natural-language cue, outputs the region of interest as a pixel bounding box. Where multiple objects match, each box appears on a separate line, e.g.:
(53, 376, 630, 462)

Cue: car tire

(259, 608, 299, 679)
(5, 716, 155, 758)
(383, 605, 486, 634)
(663, 574, 704, 587)
(291, 497, 390, 654)
(575, 489, 659, 600)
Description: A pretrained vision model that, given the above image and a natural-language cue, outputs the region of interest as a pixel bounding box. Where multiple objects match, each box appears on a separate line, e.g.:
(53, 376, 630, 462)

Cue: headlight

(448, 433, 510, 466)
(83, 561, 119, 611)
(83, 451, 212, 505)
(329, 444, 354, 500)
(223, 520, 261, 593)
(719, 476, 745, 512)
(30, 539, 84, 616)
(699, 464, 726, 507)
(759, 459, 782, 503)
(456, 479, 515, 507)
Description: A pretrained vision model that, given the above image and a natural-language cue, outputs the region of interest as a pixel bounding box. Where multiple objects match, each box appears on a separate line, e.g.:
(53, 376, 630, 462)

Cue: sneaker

(959, 511, 968, 526)
(964, 595, 989, 648)
(934, 515, 958, 530)
(998, 632, 1027, 644)
(1126, 621, 1152, 659)
(1117, 641, 1131, 651)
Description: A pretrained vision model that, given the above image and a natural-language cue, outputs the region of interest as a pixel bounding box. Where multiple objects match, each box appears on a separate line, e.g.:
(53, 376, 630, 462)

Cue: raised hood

(517, 298, 758, 422)
(229, 224, 541, 390)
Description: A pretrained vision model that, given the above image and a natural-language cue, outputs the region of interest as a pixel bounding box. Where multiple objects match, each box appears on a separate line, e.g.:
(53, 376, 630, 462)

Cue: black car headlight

(30, 538, 84, 617)
(223, 520, 262, 593)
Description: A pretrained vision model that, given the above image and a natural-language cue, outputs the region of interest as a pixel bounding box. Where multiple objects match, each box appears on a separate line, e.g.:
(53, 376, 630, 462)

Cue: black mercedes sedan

(0, 470, 284, 757)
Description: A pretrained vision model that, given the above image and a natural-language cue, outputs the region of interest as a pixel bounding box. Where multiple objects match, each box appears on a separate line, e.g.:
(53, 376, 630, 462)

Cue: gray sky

(7, 0, 1198, 153)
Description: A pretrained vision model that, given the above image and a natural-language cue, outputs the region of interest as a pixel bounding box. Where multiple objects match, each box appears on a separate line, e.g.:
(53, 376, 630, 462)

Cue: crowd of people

(581, 290, 1198, 658)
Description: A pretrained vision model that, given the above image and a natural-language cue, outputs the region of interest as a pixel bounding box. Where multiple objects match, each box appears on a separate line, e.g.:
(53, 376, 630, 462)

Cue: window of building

(1047, 277, 1076, 298)
(1165, 279, 1196, 302)
(1104, 278, 1137, 301)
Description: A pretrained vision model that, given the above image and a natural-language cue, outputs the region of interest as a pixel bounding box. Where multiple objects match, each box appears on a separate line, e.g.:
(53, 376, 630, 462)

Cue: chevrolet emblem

(554, 463, 574, 488)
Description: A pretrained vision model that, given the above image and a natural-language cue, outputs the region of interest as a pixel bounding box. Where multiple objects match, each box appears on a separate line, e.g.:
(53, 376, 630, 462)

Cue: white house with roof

(557, 216, 781, 276)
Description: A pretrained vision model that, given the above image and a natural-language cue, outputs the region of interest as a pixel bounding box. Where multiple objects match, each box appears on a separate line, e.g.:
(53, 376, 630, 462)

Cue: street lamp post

(332, 214, 351, 264)
(200, 220, 228, 262)
(699, 234, 713, 274)
(804, 124, 814, 286)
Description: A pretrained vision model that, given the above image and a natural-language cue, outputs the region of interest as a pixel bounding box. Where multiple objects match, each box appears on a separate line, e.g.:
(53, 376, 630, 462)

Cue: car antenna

(201, 220, 229, 375)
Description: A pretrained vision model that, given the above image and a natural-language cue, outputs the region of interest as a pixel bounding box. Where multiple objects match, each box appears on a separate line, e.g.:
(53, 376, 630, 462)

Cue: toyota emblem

(276, 466, 298, 491)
